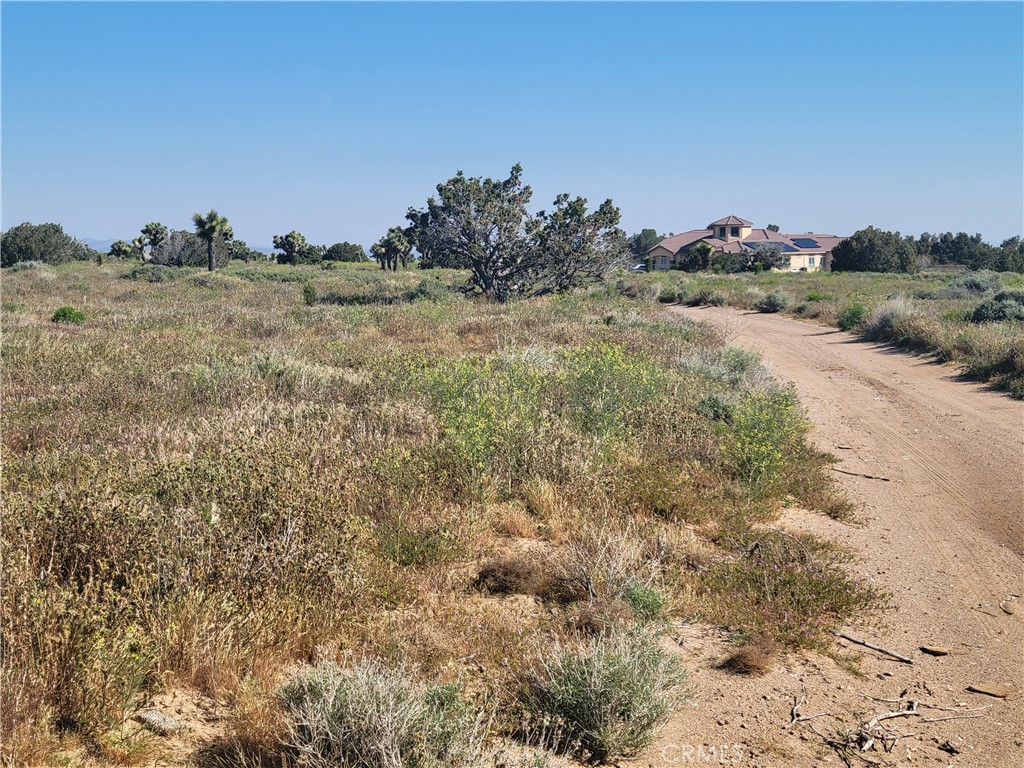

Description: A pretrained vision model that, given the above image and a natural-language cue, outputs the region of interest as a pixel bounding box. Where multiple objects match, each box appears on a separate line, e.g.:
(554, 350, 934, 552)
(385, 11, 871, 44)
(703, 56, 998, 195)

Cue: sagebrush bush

(862, 296, 921, 341)
(954, 270, 1002, 294)
(971, 289, 1024, 323)
(524, 629, 688, 762)
(279, 659, 485, 768)
(51, 305, 85, 324)
(124, 263, 180, 282)
(755, 291, 790, 313)
(8, 259, 48, 271)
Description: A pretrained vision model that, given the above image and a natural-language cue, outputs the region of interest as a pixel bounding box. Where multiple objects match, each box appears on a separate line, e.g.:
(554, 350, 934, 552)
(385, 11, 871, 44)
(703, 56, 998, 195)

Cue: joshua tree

(192, 209, 232, 272)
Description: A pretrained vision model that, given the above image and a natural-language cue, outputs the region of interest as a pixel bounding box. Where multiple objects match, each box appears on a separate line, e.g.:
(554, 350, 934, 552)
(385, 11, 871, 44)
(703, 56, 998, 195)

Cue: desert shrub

(754, 291, 790, 313)
(725, 387, 807, 495)
(406, 277, 455, 302)
(278, 659, 484, 768)
(475, 554, 553, 597)
(123, 263, 180, 283)
(836, 300, 867, 331)
(621, 583, 667, 621)
(971, 289, 1024, 323)
(51, 306, 86, 325)
(963, 337, 1024, 397)
(553, 527, 663, 609)
(696, 530, 886, 649)
(657, 288, 679, 304)
(8, 260, 48, 272)
(861, 296, 921, 341)
(303, 282, 318, 306)
(954, 270, 1002, 294)
(678, 347, 767, 391)
(523, 629, 688, 762)
(696, 392, 735, 423)
(806, 291, 833, 302)
(684, 287, 725, 307)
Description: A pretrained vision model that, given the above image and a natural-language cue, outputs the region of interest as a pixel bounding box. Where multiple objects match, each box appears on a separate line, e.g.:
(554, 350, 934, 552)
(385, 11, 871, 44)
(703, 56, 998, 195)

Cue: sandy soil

(639, 307, 1023, 767)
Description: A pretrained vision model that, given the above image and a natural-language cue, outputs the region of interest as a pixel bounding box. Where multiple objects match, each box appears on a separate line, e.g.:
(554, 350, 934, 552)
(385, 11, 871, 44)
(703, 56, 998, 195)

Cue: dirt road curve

(644, 307, 1024, 768)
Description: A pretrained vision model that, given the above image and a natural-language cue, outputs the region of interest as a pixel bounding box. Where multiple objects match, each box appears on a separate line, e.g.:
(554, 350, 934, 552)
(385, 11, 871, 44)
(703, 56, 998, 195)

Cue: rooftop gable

(708, 215, 753, 227)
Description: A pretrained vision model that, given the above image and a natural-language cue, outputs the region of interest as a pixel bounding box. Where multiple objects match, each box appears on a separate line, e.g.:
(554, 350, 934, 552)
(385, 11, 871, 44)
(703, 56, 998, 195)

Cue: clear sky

(3, 1, 1022, 249)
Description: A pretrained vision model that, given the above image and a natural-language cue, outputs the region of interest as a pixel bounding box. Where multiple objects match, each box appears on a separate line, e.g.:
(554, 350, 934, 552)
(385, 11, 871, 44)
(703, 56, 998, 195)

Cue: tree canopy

(407, 164, 626, 301)
(628, 229, 662, 261)
(0, 222, 93, 267)
(192, 210, 233, 272)
(831, 226, 917, 273)
(324, 242, 368, 263)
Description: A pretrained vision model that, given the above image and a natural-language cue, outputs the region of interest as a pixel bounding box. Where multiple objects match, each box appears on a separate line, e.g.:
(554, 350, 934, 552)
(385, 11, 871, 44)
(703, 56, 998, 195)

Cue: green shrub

(726, 387, 806, 495)
(52, 306, 86, 325)
(971, 289, 1024, 323)
(302, 282, 318, 306)
(622, 583, 666, 621)
(806, 291, 833, 302)
(836, 300, 867, 331)
(685, 288, 725, 307)
(754, 291, 790, 313)
(278, 659, 484, 768)
(123, 264, 180, 283)
(524, 629, 688, 761)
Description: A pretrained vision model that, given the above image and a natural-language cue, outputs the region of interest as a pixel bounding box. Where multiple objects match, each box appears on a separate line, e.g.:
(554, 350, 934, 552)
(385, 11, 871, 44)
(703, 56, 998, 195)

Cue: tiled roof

(708, 215, 753, 227)
(647, 229, 712, 255)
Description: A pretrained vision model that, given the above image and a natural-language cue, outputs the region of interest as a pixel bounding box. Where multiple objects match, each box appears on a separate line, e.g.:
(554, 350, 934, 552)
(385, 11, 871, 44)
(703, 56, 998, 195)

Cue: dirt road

(644, 307, 1023, 767)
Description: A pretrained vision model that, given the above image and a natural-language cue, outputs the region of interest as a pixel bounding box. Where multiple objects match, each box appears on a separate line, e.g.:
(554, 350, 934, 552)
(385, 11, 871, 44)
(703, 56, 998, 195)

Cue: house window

(808, 256, 816, 268)
(719, 227, 726, 238)
(730, 226, 739, 237)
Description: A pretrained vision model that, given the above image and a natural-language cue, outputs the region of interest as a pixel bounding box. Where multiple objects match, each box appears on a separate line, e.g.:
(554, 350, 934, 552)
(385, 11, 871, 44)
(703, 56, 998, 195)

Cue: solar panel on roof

(791, 238, 820, 249)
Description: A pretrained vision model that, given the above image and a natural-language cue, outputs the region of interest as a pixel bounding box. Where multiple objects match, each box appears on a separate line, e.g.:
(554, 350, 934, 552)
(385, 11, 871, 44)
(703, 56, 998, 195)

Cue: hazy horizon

(3, 1, 1022, 249)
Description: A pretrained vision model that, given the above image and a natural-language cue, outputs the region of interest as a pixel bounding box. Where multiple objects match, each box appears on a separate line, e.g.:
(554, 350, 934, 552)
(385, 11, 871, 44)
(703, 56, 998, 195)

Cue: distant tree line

(832, 227, 1023, 273)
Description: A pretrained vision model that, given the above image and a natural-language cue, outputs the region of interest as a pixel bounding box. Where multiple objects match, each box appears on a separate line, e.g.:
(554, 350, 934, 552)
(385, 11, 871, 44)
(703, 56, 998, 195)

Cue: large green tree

(413, 165, 625, 300)
(323, 242, 368, 262)
(192, 210, 233, 272)
(628, 229, 662, 261)
(0, 222, 92, 267)
(830, 226, 917, 273)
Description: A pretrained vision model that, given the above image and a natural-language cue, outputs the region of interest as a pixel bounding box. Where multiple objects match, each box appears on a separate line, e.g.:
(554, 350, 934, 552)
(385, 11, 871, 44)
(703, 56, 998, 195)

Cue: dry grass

(0, 261, 881, 764)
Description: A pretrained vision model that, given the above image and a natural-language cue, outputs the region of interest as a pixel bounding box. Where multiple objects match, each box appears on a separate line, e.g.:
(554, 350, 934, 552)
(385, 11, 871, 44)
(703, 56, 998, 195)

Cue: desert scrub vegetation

(2, 261, 878, 764)
(623, 269, 1024, 397)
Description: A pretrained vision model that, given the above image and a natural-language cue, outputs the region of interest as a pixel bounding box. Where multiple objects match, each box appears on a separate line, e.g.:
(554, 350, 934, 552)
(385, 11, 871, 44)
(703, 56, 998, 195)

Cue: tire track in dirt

(641, 307, 1023, 768)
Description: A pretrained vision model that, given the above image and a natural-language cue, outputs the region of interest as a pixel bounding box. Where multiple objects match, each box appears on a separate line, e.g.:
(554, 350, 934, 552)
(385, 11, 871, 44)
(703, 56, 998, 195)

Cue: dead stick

(833, 631, 913, 664)
(861, 701, 920, 752)
(832, 467, 891, 481)
(923, 713, 991, 723)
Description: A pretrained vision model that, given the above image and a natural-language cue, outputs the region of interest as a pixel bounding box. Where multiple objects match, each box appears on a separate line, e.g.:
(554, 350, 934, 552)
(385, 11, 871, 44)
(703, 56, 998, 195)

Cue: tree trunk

(207, 239, 215, 272)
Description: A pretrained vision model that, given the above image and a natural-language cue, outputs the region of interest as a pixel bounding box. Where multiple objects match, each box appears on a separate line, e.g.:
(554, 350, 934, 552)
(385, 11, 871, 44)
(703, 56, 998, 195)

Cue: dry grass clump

(718, 638, 776, 676)
(475, 554, 555, 597)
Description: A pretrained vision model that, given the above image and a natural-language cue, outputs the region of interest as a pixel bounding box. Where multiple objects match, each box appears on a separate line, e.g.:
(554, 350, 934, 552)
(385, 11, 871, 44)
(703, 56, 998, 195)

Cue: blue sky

(3, 1, 1022, 249)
